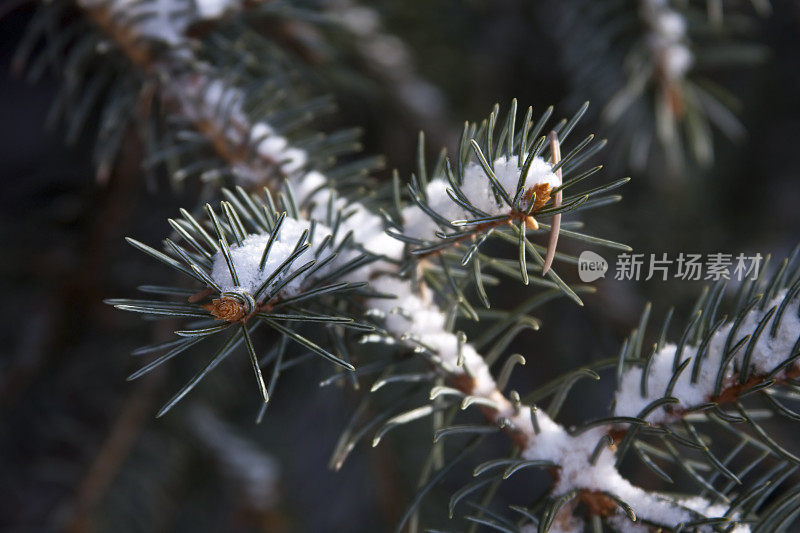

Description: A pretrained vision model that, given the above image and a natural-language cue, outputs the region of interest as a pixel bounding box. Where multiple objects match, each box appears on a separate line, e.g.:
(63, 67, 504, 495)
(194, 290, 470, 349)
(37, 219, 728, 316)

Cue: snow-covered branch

(642, 0, 694, 84)
(76, 0, 319, 187)
(90, 1, 797, 530)
(78, 0, 248, 49)
(364, 270, 762, 531)
(400, 154, 560, 243)
(615, 289, 800, 424)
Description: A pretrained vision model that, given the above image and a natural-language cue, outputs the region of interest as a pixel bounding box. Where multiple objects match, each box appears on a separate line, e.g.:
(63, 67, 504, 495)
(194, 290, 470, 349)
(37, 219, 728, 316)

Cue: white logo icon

(578, 251, 608, 282)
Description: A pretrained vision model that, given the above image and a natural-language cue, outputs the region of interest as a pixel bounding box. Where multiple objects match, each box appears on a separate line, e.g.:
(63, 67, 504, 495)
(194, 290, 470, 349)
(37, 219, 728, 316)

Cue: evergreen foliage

(4, 0, 799, 531)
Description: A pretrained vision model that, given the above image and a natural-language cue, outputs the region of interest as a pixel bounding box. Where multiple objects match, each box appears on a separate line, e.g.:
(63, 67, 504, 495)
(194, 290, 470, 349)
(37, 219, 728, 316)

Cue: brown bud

(524, 183, 552, 212)
(524, 216, 539, 230)
(203, 296, 246, 322)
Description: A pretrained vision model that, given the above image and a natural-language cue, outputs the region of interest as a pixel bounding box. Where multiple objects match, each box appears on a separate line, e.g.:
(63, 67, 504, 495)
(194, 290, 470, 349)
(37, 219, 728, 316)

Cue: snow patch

(643, 0, 694, 80)
(402, 155, 558, 241)
(615, 290, 800, 423)
(210, 218, 331, 297)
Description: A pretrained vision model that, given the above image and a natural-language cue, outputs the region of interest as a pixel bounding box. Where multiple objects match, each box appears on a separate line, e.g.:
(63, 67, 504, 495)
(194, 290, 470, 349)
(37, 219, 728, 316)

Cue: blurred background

(1, 0, 800, 531)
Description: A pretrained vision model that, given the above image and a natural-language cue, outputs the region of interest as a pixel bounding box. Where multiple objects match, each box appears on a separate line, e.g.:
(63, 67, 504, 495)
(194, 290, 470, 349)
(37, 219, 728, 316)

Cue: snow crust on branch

(163, 71, 405, 264)
(210, 218, 330, 296)
(402, 155, 560, 241)
(208, 205, 401, 301)
(365, 273, 745, 531)
(78, 0, 241, 46)
(519, 413, 747, 531)
(642, 0, 693, 81)
(295, 171, 404, 261)
(367, 276, 498, 396)
(194, 0, 241, 19)
(165, 77, 312, 182)
(615, 290, 800, 423)
(166, 75, 404, 263)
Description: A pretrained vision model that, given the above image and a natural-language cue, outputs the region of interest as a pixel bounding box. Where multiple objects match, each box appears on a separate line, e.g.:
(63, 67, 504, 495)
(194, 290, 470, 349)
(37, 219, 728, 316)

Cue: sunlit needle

(542, 131, 562, 276)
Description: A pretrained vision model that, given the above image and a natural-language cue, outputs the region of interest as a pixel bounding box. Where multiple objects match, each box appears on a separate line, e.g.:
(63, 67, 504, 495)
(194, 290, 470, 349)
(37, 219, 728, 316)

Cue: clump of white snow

(401, 155, 559, 241)
(209, 207, 402, 301)
(615, 290, 800, 423)
(210, 218, 331, 297)
(295, 172, 404, 262)
(79, 0, 242, 47)
(256, 134, 308, 174)
(367, 275, 497, 396)
(517, 407, 748, 531)
(77, 0, 193, 46)
(194, 0, 239, 19)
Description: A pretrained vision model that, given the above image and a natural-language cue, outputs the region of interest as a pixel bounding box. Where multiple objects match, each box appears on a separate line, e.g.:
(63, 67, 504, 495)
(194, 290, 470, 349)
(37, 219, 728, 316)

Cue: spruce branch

(546, 0, 769, 173)
(390, 101, 628, 308)
(105, 80, 779, 528)
(108, 188, 382, 415)
(20, 0, 798, 530)
(19, 0, 369, 188)
(363, 272, 756, 532)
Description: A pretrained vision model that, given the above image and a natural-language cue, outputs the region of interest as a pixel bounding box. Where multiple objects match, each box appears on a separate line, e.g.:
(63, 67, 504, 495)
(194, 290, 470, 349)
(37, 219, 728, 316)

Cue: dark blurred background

(1, 1, 800, 531)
